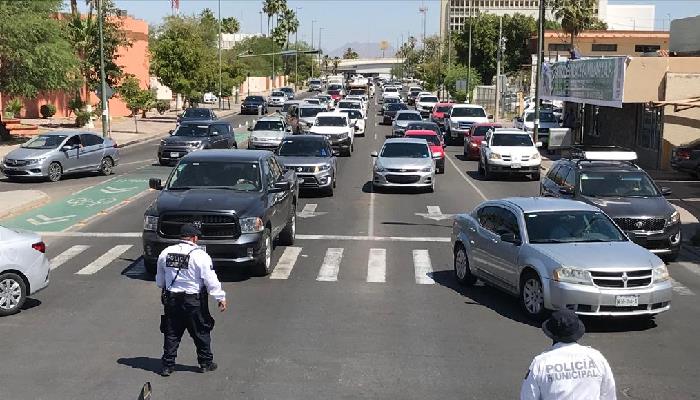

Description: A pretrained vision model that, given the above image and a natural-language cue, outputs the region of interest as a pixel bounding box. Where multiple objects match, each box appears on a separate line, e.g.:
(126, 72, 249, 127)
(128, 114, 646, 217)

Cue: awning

(652, 97, 700, 112)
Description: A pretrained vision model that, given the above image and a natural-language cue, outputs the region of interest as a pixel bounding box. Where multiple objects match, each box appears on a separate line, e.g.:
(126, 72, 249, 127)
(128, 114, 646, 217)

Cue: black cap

(180, 223, 202, 238)
(542, 310, 585, 343)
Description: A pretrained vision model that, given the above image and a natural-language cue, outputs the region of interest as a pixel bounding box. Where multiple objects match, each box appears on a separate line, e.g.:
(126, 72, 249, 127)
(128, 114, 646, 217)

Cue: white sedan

(0, 226, 50, 316)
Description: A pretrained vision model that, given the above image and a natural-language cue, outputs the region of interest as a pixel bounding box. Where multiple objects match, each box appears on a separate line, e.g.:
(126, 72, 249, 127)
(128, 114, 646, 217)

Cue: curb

(0, 191, 50, 220)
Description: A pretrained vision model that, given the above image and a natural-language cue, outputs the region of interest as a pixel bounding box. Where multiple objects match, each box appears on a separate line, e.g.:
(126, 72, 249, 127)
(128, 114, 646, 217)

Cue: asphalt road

(2, 96, 700, 399)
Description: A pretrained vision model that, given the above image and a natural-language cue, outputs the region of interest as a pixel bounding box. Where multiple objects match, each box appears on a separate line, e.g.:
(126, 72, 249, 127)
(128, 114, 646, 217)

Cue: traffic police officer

(156, 223, 227, 377)
(520, 310, 617, 400)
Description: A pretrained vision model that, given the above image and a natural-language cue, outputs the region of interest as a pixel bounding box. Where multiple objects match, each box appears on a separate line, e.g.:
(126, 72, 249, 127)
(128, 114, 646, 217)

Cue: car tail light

(32, 241, 46, 253)
(676, 149, 690, 160)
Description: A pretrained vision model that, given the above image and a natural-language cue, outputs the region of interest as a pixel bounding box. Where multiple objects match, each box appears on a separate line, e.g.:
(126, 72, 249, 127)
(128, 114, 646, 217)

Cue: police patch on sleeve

(524, 369, 531, 380)
(165, 253, 190, 269)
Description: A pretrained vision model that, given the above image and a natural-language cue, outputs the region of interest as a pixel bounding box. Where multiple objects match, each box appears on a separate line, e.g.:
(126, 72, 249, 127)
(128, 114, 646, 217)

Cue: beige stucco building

(537, 30, 670, 60)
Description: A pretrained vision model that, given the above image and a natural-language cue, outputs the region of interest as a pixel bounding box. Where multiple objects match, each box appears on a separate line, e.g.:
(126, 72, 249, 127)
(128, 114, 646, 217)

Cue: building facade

(220, 33, 262, 50)
(534, 30, 669, 60)
(670, 15, 700, 56)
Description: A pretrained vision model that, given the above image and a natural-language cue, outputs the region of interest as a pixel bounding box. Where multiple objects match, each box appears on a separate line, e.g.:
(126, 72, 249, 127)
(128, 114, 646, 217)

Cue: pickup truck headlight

(451, 120, 459, 128)
(653, 265, 670, 282)
(667, 211, 680, 226)
(489, 152, 502, 160)
(240, 217, 265, 234)
(338, 132, 348, 139)
(186, 141, 203, 148)
(315, 164, 331, 172)
(553, 267, 593, 285)
(143, 215, 159, 231)
(531, 152, 541, 160)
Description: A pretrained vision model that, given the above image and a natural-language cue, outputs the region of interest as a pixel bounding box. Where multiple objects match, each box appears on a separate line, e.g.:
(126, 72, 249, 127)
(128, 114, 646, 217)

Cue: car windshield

(579, 171, 660, 197)
(381, 143, 430, 158)
(396, 113, 421, 121)
(182, 109, 209, 119)
(272, 92, 285, 97)
(472, 126, 500, 136)
(167, 161, 261, 192)
(328, 84, 342, 91)
(386, 103, 408, 111)
(525, 112, 556, 122)
(282, 103, 297, 112)
(245, 96, 264, 102)
(254, 120, 284, 131)
(328, 90, 340, 95)
(406, 123, 440, 135)
(341, 110, 363, 119)
(451, 107, 486, 117)
(278, 139, 331, 157)
(300, 107, 324, 118)
(350, 90, 366, 95)
(491, 134, 533, 146)
(21, 135, 67, 149)
(384, 87, 398, 93)
(419, 96, 438, 103)
(526, 211, 627, 244)
(435, 105, 451, 112)
(407, 134, 440, 145)
(310, 80, 321, 85)
(316, 116, 346, 127)
(338, 102, 360, 109)
(385, 97, 401, 104)
(173, 125, 212, 137)
(305, 99, 320, 104)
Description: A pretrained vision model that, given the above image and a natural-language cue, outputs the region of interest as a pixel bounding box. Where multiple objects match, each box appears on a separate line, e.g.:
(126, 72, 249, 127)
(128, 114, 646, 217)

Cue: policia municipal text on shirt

(156, 223, 227, 377)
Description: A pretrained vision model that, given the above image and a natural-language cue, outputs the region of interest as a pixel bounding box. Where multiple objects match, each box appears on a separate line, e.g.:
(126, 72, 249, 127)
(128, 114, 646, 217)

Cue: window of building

(591, 43, 617, 52)
(635, 45, 661, 53)
(548, 43, 571, 52)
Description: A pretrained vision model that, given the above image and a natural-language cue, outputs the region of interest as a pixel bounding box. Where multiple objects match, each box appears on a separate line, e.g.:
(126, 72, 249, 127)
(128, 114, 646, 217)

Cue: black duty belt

(165, 291, 200, 299)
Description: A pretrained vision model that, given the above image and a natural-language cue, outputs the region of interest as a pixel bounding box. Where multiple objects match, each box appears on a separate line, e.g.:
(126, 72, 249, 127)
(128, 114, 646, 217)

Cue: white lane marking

(40, 232, 142, 238)
(270, 246, 302, 280)
(444, 154, 488, 201)
(297, 203, 326, 218)
(415, 205, 454, 221)
(679, 261, 700, 277)
(413, 249, 435, 284)
(654, 180, 700, 184)
(672, 204, 699, 224)
(317, 248, 344, 282)
(76, 245, 132, 275)
(671, 278, 694, 295)
(38, 232, 452, 242)
(118, 159, 154, 166)
(50, 245, 90, 270)
(367, 248, 386, 283)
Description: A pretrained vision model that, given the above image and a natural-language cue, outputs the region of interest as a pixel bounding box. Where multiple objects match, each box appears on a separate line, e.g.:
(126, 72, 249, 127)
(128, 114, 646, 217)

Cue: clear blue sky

(82, 0, 700, 53)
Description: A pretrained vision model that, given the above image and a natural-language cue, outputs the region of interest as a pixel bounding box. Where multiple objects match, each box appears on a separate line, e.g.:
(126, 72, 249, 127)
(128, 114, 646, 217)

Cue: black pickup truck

(142, 150, 298, 276)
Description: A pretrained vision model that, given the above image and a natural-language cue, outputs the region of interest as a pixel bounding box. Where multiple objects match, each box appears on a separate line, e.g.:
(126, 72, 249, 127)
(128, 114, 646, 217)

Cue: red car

(327, 89, 343, 102)
(430, 102, 454, 130)
(463, 123, 502, 160)
(405, 129, 445, 174)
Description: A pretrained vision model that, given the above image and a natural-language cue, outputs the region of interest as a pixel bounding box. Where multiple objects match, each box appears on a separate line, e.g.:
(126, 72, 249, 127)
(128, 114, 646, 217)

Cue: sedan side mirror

(61, 145, 73, 152)
(370, 151, 379, 158)
(536, 141, 543, 148)
(168, 129, 174, 135)
(500, 232, 521, 246)
(269, 180, 291, 193)
(661, 187, 673, 196)
(149, 178, 163, 190)
(559, 186, 574, 196)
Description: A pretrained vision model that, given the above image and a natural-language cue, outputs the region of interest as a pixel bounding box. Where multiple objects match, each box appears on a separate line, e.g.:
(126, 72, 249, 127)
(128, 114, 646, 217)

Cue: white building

(599, 0, 656, 31)
(220, 33, 262, 50)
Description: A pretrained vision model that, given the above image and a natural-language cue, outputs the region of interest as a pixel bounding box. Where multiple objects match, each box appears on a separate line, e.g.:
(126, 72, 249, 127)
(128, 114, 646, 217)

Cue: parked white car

(0, 226, 50, 316)
(478, 128, 542, 180)
(445, 104, 490, 145)
(309, 112, 355, 156)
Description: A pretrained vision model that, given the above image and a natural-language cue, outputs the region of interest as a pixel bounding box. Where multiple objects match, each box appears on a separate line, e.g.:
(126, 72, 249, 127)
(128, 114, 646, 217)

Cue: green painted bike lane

(1, 165, 169, 232)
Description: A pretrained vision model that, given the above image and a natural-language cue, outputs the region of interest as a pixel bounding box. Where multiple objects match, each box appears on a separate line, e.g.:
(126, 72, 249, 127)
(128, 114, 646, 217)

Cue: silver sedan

(1, 131, 119, 182)
(451, 197, 672, 320)
(0, 226, 50, 316)
(371, 138, 438, 192)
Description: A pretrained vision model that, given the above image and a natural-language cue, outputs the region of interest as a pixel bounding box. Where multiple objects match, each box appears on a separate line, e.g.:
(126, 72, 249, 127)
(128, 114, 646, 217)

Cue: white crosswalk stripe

(413, 249, 435, 285)
(75, 245, 133, 275)
(270, 246, 302, 280)
(50, 245, 90, 270)
(367, 248, 386, 283)
(671, 278, 695, 296)
(317, 248, 344, 282)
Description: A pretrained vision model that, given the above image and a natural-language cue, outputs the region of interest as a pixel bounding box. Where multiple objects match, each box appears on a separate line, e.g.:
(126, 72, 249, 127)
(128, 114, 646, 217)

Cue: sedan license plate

(170, 152, 180, 158)
(615, 295, 639, 307)
(510, 163, 522, 169)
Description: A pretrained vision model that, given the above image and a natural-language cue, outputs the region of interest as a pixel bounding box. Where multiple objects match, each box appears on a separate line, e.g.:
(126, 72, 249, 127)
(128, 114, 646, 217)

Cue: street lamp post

(97, 0, 109, 137)
(533, 0, 546, 144)
(319, 27, 324, 78)
(295, 7, 302, 91)
(218, 0, 222, 110)
(467, 0, 473, 102)
(311, 20, 316, 77)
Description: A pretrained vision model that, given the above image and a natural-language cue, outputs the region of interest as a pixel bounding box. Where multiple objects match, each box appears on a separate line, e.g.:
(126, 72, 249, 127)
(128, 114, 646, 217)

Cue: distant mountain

(327, 42, 396, 59)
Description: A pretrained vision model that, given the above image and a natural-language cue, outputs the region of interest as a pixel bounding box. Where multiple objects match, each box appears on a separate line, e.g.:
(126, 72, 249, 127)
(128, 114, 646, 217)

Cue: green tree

(342, 48, 359, 59)
(221, 17, 240, 34)
(552, 0, 603, 46)
(262, 0, 284, 37)
(444, 64, 482, 101)
(0, 0, 79, 101)
(280, 7, 298, 49)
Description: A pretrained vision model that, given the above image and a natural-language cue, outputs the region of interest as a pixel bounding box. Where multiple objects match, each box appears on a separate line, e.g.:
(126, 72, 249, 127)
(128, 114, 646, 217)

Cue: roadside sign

(456, 80, 467, 91)
(95, 85, 115, 100)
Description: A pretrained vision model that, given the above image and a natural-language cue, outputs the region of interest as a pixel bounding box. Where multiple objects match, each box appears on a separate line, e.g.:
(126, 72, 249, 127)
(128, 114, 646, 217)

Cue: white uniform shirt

(155, 241, 226, 302)
(521, 342, 616, 400)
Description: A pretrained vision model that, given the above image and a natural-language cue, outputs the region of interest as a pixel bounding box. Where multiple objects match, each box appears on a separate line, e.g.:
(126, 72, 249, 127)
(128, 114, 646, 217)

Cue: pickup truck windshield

(451, 107, 486, 117)
(278, 139, 330, 157)
(271, 92, 285, 97)
(386, 103, 408, 111)
(435, 105, 451, 113)
(491, 134, 533, 146)
(396, 113, 422, 121)
(472, 125, 500, 136)
(254, 121, 284, 131)
(182, 109, 210, 119)
(300, 108, 323, 118)
(381, 143, 430, 158)
(526, 211, 626, 244)
(167, 161, 262, 192)
(349, 90, 366, 95)
(385, 97, 401, 104)
(316, 117, 347, 127)
(340, 110, 363, 119)
(579, 171, 660, 198)
(21, 135, 67, 149)
(526, 112, 556, 122)
(173, 125, 213, 137)
(245, 96, 264, 102)
(338, 102, 360, 109)
(419, 96, 439, 103)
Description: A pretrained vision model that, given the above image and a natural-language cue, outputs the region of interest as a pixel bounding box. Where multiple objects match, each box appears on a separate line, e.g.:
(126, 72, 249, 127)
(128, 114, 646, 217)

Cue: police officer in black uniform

(156, 223, 227, 377)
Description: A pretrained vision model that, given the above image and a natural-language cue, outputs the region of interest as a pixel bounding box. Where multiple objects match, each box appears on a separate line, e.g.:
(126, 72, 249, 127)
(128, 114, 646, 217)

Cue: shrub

(68, 97, 85, 116)
(75, 110, 91, 127)
(156, 100, 170, 115)
(5, 98, 23, 118)
(40, 104, 57, 119)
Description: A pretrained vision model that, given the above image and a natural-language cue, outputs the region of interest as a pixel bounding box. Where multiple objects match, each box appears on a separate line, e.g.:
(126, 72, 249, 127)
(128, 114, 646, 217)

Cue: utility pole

(259, 11, 263, 35)
(217, 0, 222, 110)
(447, 3, 451, 100)
(467, 0, 473, 102)
(533, 0, 546, 144)
(295, 7, 302, 91)
(271, 14, 276, 89)
(97, 0, 109, 137)
(311, 20, 316, 77)
(319, 27, 325, 78)
(419, 4, 427, 50)
(495, 15, 502, 121)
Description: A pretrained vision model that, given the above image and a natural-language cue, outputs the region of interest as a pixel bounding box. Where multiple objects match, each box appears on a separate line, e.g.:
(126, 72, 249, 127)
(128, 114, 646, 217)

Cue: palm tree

(551, 0, 598, 47)
(262, 0, 282, 37)
(332, 57, 340, 74)
(322, 55, 330, 75)
(281, 8, 298, 49)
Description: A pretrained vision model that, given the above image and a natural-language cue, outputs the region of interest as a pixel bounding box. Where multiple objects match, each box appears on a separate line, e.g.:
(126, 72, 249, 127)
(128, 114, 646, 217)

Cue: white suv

(478, 129, 542, 181)
(445, 104, 490, 145)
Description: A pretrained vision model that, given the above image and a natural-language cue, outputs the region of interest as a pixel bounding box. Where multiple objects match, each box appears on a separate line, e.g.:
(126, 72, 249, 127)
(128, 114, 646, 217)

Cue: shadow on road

(117, 357, 200, 374)
(362, 180, 433, 195)
(21, 298, 42, 312)
(382, 221, 451, 229)
(122, 256, 251, 283)
(580, 316, 657, 333)
(465, 170, 534, 183)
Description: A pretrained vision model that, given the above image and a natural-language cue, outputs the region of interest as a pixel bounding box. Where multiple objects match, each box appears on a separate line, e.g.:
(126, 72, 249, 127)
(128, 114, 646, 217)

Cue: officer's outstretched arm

(155, 254, 166, 289)
(600, 359, 617, 400)
(199, 254, 226, 302)
(520, 361, 540, 400)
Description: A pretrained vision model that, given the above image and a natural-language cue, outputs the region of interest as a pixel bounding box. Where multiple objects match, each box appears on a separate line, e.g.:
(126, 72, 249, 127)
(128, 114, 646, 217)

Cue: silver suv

(247, 116, 290, 150)
(451, 197, 672, 320)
